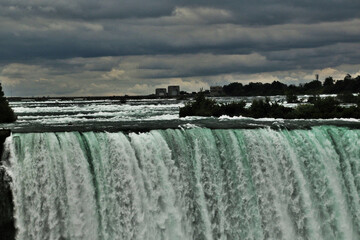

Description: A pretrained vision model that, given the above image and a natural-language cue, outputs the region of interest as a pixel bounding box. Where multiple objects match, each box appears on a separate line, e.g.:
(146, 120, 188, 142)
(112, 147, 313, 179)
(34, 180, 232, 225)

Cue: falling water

(2, 126, 360, 240)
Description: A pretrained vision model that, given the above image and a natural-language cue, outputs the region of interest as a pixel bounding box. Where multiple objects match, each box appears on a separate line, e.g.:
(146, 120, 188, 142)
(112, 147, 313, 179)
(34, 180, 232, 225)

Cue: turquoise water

(3, 126, 360, 240)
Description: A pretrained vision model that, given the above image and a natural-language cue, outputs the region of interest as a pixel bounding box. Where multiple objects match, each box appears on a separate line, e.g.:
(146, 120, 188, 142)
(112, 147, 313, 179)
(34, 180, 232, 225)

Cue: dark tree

(270, 81, 287, 94)
(223, 82, 244, 96)
(344, 74, 352, 81)
(323, 77, 334, 87)
(323, 77, 335, 93)
(0, 84, 17, 123)
(303, 80, 322, 93)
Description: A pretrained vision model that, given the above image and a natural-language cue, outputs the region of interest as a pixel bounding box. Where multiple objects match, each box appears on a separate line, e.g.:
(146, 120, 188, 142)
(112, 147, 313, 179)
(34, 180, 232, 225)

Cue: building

(155, 88, 167, 96)
(168, 86, 180, 96)
(210, 86, 224, 96)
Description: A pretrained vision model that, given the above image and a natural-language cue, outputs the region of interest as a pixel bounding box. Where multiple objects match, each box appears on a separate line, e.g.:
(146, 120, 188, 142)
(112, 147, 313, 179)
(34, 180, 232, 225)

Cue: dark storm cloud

(1, 0, 360, 61)
(1, 16, 360, 62)
(1, 0, 360, 96)
(0, 0, 175, 20)
(1, 0, 360, 24)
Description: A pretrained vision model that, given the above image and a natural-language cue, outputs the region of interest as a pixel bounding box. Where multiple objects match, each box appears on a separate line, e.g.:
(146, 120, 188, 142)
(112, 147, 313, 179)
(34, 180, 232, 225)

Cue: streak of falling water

(2, 126, 360, 240)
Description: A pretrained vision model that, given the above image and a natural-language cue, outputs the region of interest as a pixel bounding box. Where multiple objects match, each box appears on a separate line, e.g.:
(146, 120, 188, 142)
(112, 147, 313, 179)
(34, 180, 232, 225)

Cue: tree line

(222, 74, 360, 96)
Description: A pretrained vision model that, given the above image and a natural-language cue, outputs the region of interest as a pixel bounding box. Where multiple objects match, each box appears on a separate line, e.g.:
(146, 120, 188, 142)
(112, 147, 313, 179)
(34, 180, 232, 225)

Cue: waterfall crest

(3, 126, 360, 240)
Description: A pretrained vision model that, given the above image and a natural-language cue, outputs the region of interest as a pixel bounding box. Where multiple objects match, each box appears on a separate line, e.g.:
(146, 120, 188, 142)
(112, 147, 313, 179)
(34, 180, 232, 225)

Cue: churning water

(2, 126, 360, 240)
(3, 98, 360, 132)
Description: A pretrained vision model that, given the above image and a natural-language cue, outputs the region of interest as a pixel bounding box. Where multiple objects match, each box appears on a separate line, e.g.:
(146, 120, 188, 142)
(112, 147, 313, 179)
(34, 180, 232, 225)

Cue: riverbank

(180, 95, 360, 119)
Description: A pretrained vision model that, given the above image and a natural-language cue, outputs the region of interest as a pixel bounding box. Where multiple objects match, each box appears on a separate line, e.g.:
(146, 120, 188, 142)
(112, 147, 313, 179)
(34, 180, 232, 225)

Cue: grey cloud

(264, 42, 360, 70)
(0, 0, 175, 20)
(134, 53, 271, 78)
(1, 0, 360, 25)
(1, 0, 360, 96)
(1, 16, 360, 62)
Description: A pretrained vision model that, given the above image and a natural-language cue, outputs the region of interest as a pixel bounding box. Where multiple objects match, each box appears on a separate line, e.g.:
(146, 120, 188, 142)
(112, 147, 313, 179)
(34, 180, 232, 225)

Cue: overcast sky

(1, 0, 360, 96)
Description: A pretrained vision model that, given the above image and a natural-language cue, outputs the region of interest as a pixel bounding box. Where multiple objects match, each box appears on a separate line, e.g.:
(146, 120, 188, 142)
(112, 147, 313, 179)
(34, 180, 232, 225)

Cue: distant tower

(315, 74, 319, 81)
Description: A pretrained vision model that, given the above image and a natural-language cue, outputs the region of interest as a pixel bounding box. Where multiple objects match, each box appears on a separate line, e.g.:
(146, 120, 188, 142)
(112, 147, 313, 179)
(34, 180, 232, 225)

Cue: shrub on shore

(179, 93, 247, 117)
(179, 94, 360, 119)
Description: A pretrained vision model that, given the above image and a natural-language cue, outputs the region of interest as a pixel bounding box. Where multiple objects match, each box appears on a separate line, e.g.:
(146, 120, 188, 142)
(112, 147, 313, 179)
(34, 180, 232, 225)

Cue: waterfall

(2, 126, 360, 240)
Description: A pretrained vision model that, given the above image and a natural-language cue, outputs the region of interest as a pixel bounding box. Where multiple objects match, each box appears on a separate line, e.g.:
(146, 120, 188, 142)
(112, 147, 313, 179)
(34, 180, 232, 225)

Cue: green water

(3, 126, 360, 239)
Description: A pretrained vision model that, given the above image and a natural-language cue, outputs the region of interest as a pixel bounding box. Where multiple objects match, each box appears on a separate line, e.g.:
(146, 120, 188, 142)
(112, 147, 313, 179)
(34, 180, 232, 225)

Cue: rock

(0, 129, 15, 240)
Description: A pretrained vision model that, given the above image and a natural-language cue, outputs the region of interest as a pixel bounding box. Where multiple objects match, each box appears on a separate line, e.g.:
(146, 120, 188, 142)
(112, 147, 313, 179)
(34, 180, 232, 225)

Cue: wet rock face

(0, 129, 11, 156)
(0, 171, 15, 240)
(0, 129, 15, 240)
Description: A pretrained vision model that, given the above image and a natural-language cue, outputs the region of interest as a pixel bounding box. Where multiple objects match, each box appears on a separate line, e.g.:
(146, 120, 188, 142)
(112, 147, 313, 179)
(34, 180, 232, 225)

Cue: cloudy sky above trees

(0, 0, 360, 96)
